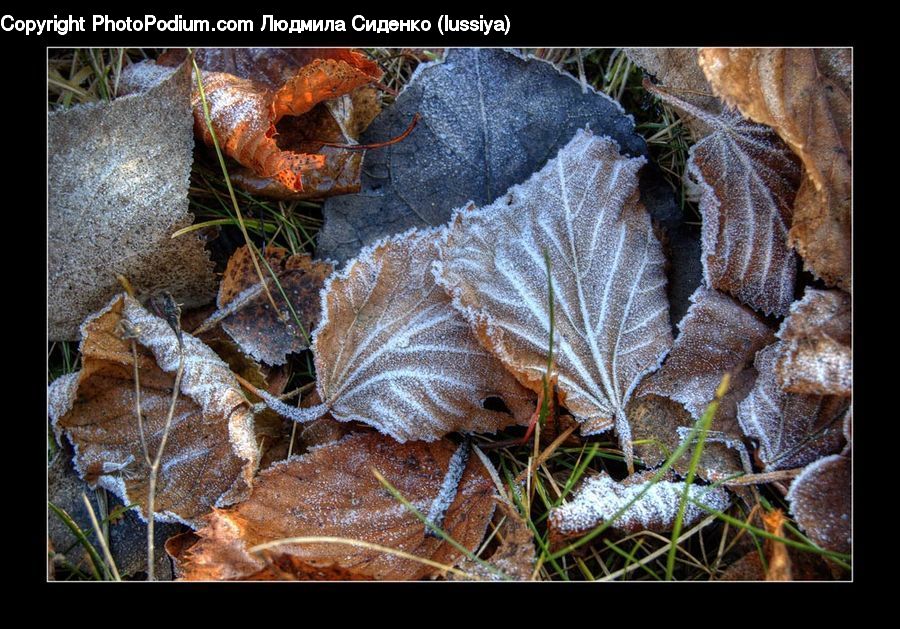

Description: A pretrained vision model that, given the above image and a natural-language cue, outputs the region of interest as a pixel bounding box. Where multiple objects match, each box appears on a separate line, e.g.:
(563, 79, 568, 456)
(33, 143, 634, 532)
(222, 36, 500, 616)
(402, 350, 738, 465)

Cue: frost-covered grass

(47, 48, 848, 581)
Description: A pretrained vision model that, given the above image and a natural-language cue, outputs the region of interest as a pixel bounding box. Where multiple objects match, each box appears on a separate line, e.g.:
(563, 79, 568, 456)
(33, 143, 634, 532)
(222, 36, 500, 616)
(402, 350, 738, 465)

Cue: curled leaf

(436, 130, 672, 468)
(775, 288, 851, 397)
(699, 48, 851, 289)
(204, 245, 333, 365)
(548, 470, 730, 546)
(737, 344, 848, 471)
(120, 48, 382, 197)
(318, 47, 679, 263)
(48, 294, 258, 526)
(177, 432, 497, 580)
(297, 226, 534, 441)
(787, 454, 851, 555)
(49, 59, 215, 341)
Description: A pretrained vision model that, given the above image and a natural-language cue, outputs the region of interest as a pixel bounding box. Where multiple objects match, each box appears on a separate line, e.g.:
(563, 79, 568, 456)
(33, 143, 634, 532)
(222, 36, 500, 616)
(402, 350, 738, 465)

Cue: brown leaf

(699, 48, 851, 289)
(436, 129, 673, 469)
(48, 294, 258, 526)
(451, 501, 535, 581)
(120, 48, 383, 197)
(624, 48, 721, 139)
(737, 344, 848, 471)
(630, 288, 774, 481)
(775, 288, 851, 396)
(548, 470, 730, 548)
(48, 59, 215, 341)
(289, 226, 534, 441)
(646, 81, 802, 316)
(206, 245, 332, 365)
(241, 553, 375, 581)
(787, 454, 851, 555)
(177, 432, 497, 581)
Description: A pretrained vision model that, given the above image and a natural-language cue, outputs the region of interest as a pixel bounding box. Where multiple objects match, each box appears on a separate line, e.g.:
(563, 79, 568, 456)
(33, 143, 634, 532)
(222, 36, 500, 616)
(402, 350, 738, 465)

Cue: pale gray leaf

(48, 60, 216, 341)
(436, 130, 673, 468)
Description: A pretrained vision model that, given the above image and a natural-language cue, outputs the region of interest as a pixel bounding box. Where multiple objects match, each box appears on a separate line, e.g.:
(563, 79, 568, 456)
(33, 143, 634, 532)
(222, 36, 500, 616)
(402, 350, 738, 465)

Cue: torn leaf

(775, 288, 851, 397)
(176, 432, 496, 581)
(120, 48, 382, 197)
(629, 287, 772, 481)
(318, 47, 679, 263)
(787, 454, 851, 555)
(737, 344, 848, 471)
(305, 227, 533, 441)
(436, 130, 672, 468)
(48, 59, 215, 341)
(48, 294, 258, 527)
(646, 82, 802, 316)
(548, 470, 730, 546)
(699, 48, 851, 289)
(637, 287, 775, 420)
(207, 245, 333, 365)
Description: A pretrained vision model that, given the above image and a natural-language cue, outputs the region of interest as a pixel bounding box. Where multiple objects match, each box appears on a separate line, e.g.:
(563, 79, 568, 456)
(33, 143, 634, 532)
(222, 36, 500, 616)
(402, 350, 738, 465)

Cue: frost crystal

(436, 130, 672, 468)
(787, 454, 851, 555)
(549, 472, 730, 536)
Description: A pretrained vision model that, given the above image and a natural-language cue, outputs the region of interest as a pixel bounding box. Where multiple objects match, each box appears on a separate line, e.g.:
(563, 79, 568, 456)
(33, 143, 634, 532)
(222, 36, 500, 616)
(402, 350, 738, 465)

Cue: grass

(46, 47, 848, 581)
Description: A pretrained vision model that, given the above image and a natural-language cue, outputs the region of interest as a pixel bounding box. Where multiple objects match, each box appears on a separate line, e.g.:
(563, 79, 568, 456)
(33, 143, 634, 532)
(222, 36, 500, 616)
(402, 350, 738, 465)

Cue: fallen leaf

(202, 245, 333, 365)
(177, 432, 496, 580)
(451, 500, 535, 581)
(548, 470, 730, 547)
(624, 48, 721, 139)
(787, 454, 851, 555)
(48, 59, 215, 341)
(646, 81, 802, 316)
(120, 48, 382, 197)
(274, 226, 534, 441)
(699, 48, 852, 289)
(737, 344, 848, 471)
(241, 553, 375, 581)
(318, 48, 680, 264)
(48, 294, 258, 526)
(775, 288, 851, 396)
(630, 287, 773, 479)
(436, 129, 672, 468)
(638, 287, 775, 420)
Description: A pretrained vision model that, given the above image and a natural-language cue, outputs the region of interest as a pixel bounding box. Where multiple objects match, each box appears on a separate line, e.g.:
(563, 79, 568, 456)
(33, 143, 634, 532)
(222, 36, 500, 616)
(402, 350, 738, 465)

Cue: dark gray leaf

(318, 48, 678, 264)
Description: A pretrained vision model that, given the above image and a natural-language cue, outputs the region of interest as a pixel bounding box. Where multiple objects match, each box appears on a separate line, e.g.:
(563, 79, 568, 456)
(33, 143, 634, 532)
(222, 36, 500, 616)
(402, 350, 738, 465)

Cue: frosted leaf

(318, 48, 679, 263)
(646, 82, 802, 316)
(48, 294, 258, 527)
(48, 59, 215, 341)
(787, 455, 851, 555)
(623, 48, 722, 139)
(638, 286, 775, 419)
(176, 432, 496, 581)
(775, 288, 851, 397)
(436, 130, 672, 468)
(548, 470, 730, 543)
(306, 227, 534, 441)
(202, 245, 333, 365)
(699, 48, 851, 289)
(119, 49, 382, 197)
(737, 344, 848, 471)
